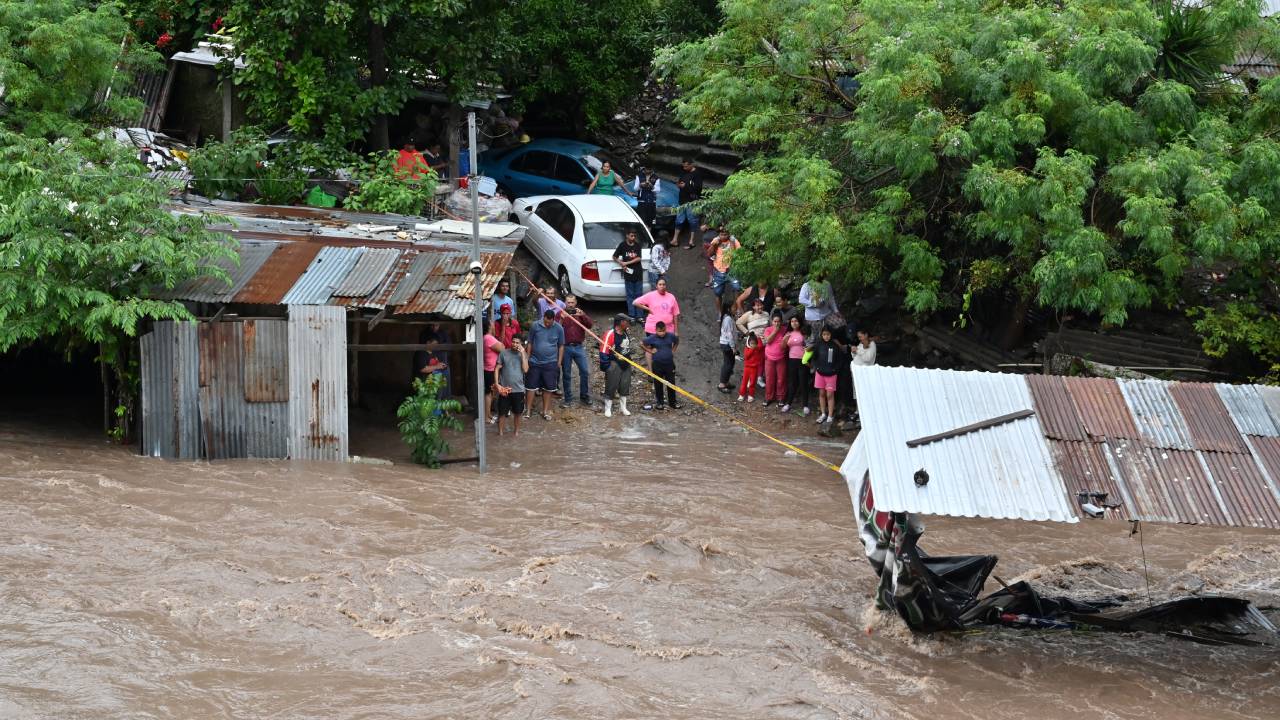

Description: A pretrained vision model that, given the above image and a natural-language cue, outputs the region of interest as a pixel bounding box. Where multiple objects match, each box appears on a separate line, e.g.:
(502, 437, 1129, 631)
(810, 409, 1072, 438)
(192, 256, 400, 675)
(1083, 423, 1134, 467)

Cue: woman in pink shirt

(781, 316, 808, 414)
(632, 278, 681, 335)
(761, 314, 788, 406)
(481, 318, 505, 423)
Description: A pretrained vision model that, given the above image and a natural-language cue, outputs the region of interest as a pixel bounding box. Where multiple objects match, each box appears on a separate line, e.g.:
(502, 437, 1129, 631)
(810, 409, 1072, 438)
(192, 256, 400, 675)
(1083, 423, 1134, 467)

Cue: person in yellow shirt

(705, 227, 741, 315)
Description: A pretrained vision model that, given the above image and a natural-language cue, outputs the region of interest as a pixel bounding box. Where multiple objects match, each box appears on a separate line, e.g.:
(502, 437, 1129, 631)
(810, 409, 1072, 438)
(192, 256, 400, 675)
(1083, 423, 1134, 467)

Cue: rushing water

(1, 409, 1278, 719)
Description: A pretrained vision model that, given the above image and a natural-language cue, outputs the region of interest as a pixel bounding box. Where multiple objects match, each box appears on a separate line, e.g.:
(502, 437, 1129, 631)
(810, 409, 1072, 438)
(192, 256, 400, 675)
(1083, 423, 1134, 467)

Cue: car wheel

(558, 267, 573, 297)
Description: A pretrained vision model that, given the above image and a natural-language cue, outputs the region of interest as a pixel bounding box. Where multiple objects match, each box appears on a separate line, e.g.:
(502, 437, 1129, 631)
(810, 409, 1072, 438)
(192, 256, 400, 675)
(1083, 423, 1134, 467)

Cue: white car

(511, 195, 652, 302)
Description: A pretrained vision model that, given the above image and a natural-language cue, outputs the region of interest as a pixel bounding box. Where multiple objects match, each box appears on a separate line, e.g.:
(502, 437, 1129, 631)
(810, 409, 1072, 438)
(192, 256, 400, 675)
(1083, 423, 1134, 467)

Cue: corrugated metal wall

(140, 322, 200, 459)
(287, 305, 349, 461)
(140, 312, 343, 461)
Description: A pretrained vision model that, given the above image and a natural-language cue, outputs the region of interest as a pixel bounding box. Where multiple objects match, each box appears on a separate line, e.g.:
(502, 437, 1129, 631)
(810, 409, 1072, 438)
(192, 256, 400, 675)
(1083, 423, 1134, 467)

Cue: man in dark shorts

(642, 321, 681, 411)
(494, 334, 528, 435)
(525, 309, 565, 420)
(672, 159, 704, 249)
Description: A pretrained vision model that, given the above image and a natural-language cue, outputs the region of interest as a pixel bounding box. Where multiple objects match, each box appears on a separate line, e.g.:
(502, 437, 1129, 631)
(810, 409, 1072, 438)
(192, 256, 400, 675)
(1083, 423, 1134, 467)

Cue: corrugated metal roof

(281, 246, 364, 305)
(1216, 383, 1280, 437)
(235, 242, 322, 304)
(160, 240, 277, 302)
(1118, 378, 1194, 450)
(1048, 440, 1128, 520)
(334, 248, 400, 297)
(1259, 386, 1280, 430)
(1145, 448, 1230, 526)
(339, 249, 419, 310)
(386, 252, 437, 306)
(849, 365, 1078, 523)
(1062, 377, 1139, 440)
(1169, 383, 1248, 453)
(1026, 375, 1086, 441)
(287, 306, 348, 461)
(844, 366, 1280, 530)
(1199, 452, 1280, 529)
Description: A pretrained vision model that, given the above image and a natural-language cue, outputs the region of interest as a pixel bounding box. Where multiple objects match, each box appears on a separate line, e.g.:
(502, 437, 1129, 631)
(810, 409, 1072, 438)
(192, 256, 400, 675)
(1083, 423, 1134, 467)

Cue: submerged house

(139, 200, 523, 462)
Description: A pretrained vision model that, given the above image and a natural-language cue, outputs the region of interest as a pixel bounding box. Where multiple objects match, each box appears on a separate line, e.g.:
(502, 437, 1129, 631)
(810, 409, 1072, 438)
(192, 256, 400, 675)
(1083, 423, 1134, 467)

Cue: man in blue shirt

(491, 278, 516, 319)
(526, 309, 565, 419)
(641, 321, 681, 411)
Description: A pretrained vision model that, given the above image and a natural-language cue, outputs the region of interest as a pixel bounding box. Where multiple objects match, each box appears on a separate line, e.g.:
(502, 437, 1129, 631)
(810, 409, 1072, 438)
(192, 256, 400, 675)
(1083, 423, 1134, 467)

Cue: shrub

(344, 151, 438, 216)
(396, 374, 464, 468)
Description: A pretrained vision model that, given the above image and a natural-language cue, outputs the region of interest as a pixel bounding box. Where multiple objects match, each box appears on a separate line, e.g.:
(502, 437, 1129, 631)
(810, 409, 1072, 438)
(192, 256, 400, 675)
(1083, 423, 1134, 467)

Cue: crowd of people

(413, 158, 878, 434)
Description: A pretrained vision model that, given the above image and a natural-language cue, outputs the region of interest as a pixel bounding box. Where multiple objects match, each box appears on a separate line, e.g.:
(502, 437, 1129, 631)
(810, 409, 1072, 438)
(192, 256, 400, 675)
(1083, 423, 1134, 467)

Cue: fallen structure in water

(842, 366, 1280, 644)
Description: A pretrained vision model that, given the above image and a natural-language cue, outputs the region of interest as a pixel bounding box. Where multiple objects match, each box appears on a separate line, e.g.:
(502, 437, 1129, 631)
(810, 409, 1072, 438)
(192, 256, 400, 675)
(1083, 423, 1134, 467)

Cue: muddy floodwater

(1, 410, 1278, 719)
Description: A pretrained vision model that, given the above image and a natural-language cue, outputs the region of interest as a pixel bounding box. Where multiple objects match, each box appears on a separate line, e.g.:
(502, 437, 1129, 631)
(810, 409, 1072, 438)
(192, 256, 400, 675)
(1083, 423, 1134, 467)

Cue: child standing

(738, 332, 763, 402)
(493, 334, 529, 436)
(781, 316, 808, 414)
(761, 314, 787, 407)
(648, 230, 672, 289)
(812, 326, 846, 424)
(642, 321, 681, 411)
(717, 306, 737, 393)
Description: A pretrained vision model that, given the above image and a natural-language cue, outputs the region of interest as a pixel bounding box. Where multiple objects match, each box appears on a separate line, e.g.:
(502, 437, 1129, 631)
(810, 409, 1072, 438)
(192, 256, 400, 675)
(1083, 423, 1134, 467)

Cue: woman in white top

(850, 329, 877, 413)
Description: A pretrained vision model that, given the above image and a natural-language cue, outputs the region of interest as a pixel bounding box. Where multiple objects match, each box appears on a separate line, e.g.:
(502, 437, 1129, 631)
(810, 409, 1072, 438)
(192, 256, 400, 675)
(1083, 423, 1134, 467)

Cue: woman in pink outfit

(761, 314, 787, 406)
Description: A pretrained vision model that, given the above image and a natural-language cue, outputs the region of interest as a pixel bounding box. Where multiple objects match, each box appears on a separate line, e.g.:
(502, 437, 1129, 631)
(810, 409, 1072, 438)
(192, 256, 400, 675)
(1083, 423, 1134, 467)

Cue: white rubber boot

(604, 399, 613, 418)
(619, 396, 632, 416)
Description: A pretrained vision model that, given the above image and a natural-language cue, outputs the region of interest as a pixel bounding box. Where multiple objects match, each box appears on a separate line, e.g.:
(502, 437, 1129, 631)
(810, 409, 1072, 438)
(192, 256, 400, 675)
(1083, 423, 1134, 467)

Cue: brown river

(2, 408, 1278, 719)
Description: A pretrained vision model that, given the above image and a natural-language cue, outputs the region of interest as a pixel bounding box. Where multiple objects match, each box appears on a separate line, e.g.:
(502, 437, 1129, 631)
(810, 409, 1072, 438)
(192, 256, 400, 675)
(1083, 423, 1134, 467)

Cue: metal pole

(468, 112, 487, 474)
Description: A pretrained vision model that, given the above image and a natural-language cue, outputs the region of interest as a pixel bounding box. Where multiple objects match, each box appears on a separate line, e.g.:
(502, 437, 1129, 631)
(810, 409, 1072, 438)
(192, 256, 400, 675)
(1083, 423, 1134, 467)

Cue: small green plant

(344, 151, 438, 216)
(397, 374, 464, 468)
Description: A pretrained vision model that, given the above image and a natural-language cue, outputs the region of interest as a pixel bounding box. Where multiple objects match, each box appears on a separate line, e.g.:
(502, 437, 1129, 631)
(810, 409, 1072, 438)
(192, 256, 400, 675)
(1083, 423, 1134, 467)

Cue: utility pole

(468, 112, 487, 473)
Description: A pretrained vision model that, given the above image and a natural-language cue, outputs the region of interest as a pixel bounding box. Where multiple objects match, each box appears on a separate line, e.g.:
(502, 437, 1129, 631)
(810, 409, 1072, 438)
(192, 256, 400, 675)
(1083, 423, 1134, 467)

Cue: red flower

(156, 32, 173, 48)
(212, 17, 224, 31)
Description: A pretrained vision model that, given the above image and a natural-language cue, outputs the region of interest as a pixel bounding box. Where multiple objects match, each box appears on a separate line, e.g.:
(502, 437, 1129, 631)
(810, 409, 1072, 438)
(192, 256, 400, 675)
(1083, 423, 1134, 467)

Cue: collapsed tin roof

(843, 366, 1280, 529)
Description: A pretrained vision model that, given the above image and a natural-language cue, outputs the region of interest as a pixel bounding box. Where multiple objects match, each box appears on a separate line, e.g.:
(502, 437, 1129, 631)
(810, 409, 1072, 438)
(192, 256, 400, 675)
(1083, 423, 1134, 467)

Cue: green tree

(660, 0, 1280, 369)
(0, 130, 235, 433)
(0, 0, 161, 137)
(224, 0, 514, 151)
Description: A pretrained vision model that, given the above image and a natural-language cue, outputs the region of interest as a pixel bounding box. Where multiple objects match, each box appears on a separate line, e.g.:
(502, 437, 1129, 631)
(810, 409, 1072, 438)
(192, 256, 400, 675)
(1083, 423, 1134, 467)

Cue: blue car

(478, 138, 680, 227)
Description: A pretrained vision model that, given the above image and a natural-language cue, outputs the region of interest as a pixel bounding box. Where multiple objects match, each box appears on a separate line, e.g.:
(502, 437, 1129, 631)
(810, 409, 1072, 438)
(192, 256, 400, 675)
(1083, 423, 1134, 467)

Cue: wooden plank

(906, 409, 1036, 448)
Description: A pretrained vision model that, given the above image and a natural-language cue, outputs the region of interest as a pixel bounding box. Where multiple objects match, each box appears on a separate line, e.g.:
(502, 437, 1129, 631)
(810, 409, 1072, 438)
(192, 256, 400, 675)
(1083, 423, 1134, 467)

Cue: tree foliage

(0, 130, 234, 356)
(661, 0, 1280, 372)
(397, 373, 464, 468)
(344, 150, 438, 215)
(0, 0, 161, 137)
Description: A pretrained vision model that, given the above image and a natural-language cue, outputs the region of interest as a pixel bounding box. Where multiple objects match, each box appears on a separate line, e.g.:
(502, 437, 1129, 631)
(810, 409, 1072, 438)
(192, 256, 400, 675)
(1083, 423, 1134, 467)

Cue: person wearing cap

(525, 309, 565, 420)
(493, 303, 522, 348)
(599, 314, 634, 418)
(632, 166, 662, 228)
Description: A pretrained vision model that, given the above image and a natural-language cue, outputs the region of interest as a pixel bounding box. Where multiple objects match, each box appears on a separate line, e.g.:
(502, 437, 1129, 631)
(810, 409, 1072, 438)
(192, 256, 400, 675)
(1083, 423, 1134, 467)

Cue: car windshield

(582, 153, 633, 181)
(583, 222, 649, 251)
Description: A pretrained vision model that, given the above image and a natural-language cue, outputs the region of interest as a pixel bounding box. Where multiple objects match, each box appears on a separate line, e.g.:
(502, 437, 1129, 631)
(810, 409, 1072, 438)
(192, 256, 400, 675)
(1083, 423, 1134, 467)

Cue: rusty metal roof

(1062, 377, 1139, 440)
(281, 246, 364, 305)
(234, 242, 322, 305)
(1027, 375, 1086, 441)
(844, 367, 1280, 530)
(158, 202, 519, 319)
(1170, 382, 1248, 453)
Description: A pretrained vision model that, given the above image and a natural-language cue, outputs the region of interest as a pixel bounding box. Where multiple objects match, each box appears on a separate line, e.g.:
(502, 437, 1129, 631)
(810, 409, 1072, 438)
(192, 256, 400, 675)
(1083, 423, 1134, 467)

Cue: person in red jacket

(737, 332, 763, 402)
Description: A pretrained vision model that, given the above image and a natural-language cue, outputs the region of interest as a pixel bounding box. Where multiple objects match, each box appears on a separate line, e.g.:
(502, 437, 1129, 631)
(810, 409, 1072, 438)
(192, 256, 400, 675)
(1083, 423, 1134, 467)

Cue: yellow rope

(510, 268, 843, 474)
